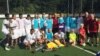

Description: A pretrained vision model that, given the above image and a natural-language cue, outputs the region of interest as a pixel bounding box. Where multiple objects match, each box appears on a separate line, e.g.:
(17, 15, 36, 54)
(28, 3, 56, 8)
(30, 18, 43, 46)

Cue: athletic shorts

(24, 39, 35, 44)
(89, 32, 98, 38)
(25, 28, 31, 35)
(19, 28, 26, 37)
(11, 29, 20, 39)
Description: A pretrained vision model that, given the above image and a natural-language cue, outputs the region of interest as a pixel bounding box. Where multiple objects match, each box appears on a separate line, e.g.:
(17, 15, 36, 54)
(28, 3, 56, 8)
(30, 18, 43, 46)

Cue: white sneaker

(82, 43, 86, 46)
(87, 38, 90, 43)
(5, 47, 10, 51)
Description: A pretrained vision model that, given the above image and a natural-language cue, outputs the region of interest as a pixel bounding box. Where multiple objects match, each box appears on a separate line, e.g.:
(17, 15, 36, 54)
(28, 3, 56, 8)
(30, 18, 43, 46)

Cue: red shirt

(83, 16, 91, 30)
(88, 19, 99, 32)
(79, 27, 86, 37)
(52, 17, 58, 28)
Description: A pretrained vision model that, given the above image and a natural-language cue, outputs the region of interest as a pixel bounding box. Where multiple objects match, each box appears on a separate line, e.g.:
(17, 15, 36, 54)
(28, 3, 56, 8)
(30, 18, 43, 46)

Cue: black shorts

(89, 32, 98, 38)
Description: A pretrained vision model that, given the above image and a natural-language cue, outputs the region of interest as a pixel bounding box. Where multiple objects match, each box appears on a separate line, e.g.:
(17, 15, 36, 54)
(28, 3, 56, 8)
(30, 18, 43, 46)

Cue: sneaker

(82, 43, 86, 46)
(5, 47, 10, 51)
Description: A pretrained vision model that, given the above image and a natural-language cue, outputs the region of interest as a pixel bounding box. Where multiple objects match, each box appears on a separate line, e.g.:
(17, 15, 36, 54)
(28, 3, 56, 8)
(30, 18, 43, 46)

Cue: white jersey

(24, 19, 32, 29)
(10, 19, 19, 39)
(16, 18, 26, 36)
(2, 19, 9, 30)
(55, 32, 65, 39)
(34, 30, 41, 39)
(10, 19, 18, 30)
(24, 19, 32, 34)
(17, 18, 25, 29)
(2, 19, 9, 35)
(25, 33, 36, 41)
(24, 33, 36, 44)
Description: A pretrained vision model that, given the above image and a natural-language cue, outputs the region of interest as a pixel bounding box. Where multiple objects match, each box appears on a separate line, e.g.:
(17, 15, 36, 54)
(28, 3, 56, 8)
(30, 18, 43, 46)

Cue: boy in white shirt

(24, 29, 36, 50)
(17, 14, 26, 43)
(10, 14, 19, 48)
(24, 15, 32, 35)
(2, 13, 10, 50)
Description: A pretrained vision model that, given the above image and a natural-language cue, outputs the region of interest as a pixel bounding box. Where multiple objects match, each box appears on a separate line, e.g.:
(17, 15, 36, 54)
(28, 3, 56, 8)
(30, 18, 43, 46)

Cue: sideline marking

(74, 46, 96, 56)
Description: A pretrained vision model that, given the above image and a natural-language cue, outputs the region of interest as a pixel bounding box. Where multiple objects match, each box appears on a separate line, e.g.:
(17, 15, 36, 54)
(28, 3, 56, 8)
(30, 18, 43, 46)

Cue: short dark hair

(5, 13, 9, 17)
(19, 13, 22, 16)
(27, 14, 30, 17)
(30, 29, 34, 31)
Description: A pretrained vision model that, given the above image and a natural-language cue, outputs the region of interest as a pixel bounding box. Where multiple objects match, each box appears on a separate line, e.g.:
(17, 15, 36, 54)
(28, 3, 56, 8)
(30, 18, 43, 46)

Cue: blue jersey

(58, 17, 64, 24)
(46, 32, 53, 41)
(46, 19, 53, 29)
(65, 16, 71, 27)
(40, 18, 45, 28)
(70, 17, 77, 29)
(32, 19, 39, 29)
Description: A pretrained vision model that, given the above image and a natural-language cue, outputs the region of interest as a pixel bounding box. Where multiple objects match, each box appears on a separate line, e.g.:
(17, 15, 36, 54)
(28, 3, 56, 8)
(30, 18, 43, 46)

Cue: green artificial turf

(0, 46, 94, 56)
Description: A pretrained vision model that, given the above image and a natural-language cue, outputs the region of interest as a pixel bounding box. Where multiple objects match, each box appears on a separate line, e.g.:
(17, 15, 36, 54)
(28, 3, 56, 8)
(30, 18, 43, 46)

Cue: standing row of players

(2, 12, 100, 51)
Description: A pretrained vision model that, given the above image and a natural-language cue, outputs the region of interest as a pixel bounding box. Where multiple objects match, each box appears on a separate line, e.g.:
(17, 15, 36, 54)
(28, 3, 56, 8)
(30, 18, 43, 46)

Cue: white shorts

(19, 28, 26, 37)
(24, 39, 35, 44)
(11, 29, 19, 39)
(2, 29, 9, 35)
(26, 28, 31, 35)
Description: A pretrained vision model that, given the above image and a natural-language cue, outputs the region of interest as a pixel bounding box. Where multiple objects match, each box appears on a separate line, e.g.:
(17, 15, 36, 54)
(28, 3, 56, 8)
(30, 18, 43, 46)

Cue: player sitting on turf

(53, 33, 65, 47)
(23, 29, 36, 50)
(79, 24, 86, 46)
(69, 29, 77, 46)
(54, 30, 66, 46)
(45, 29, 58, 51)
(45, 29, 53, 42)
(36, 29, 45, 46)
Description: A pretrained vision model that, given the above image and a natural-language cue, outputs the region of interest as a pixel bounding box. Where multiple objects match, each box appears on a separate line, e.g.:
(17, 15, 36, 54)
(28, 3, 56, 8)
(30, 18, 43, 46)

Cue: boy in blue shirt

(58, 14, 65, 32)
(45, 14, 53, 32)
(70, 15, 77, 33)
(45, 29, 53, 41)
(32, 14, 40, 33)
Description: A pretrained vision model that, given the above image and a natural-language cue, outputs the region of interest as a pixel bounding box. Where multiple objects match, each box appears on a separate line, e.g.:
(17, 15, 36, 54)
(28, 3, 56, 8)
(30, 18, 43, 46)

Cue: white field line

(74, 45, 96, 56)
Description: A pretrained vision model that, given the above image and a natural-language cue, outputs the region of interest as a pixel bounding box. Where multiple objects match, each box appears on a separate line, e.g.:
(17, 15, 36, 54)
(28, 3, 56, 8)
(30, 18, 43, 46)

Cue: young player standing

(17, 14, 26, 43)
(45, 14, 53, 32)
(58, 14, 65, 32)
(79, 24, 86, 46)
(10, 14, 19, 48)
(24, 14, 32, 35)
(2, 13, 10, 50)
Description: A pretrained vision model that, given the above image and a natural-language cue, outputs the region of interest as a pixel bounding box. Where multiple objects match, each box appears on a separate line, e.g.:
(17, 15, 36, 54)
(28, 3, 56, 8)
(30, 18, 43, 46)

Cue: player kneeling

(24, 29, 36, 50)
(69, 29, 77, 46)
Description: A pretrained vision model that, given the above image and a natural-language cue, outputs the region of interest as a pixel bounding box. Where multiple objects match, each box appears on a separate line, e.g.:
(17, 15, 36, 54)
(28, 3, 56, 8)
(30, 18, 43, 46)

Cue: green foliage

(0, 0, 100, 13)
(12, 6, 25, 14)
